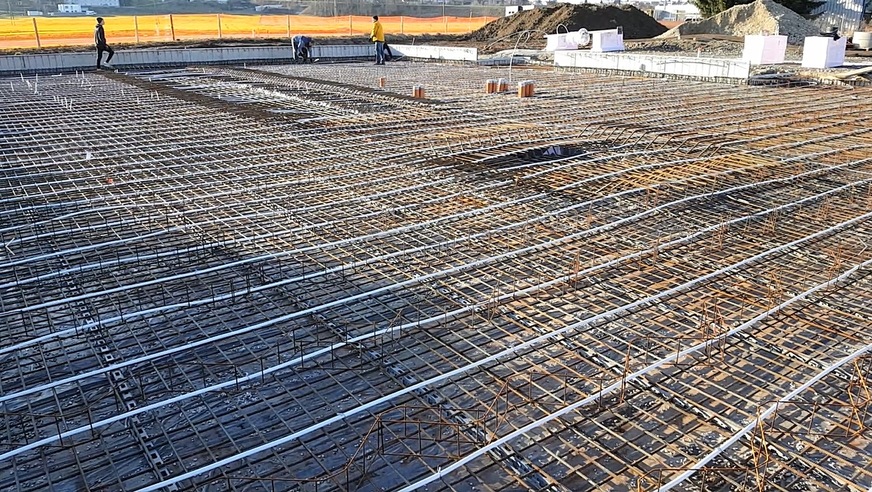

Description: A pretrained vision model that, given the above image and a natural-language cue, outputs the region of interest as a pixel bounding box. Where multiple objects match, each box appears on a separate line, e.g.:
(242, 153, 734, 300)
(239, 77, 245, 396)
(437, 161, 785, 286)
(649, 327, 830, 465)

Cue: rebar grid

(1, 62, 871, 492)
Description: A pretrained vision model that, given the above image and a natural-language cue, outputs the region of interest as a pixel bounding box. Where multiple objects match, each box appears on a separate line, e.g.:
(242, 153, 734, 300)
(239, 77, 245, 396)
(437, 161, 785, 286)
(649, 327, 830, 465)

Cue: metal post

(87, 407, 95, 437)
(54, 416, 63, 446)
(442, 0, 447, 33)
(217, 13, 222, 39)
(168, 14, 175, 41)
(400, 15, 404, 34)
(286, 14, 291, 38)
(348, 15, 352, 36)
(32, 18, 40, 48)
(134, 15, 140, 43)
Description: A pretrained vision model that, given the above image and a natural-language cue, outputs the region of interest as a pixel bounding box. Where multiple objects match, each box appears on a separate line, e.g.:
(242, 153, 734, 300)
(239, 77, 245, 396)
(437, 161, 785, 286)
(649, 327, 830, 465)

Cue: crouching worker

(292, 35, 314, 63)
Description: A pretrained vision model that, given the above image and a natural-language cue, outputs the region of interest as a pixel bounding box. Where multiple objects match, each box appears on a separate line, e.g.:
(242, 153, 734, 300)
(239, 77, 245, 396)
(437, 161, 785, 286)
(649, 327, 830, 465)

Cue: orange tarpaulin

(0, 14, 496, 49)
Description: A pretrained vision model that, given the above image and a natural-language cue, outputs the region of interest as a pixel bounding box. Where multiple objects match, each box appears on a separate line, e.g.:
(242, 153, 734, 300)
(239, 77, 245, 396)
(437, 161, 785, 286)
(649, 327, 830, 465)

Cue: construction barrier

(0, 44, 478, 74)
(553, 51, 752, 81)
(0, 14, 497, 49)
(388, 43, 477, 62)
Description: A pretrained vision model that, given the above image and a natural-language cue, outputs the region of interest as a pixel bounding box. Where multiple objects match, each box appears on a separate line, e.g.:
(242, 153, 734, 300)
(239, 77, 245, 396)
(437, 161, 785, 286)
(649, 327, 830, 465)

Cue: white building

(57, 3, 83, 13)
(653, 3, 701, 21)
(529, 0, 621, 4)
(77, 0, 120, 7)
(505, 4, 535, 16)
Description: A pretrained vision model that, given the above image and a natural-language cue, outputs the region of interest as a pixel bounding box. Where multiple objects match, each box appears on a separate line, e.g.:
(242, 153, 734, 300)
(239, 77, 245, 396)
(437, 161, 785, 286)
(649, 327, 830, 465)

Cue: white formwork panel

(391, 45, 478, 62)
(742, 35, 788, 65)
(801, 36, 847, 68)
(0, 44, 478, 74)
(311, 45, 372, 59)
(590, 28, 624, 53)
(554, 51, 751, 80)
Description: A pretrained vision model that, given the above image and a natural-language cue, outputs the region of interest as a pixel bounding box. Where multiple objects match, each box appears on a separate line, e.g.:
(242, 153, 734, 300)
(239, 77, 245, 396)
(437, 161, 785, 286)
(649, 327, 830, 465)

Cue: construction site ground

(1, 58, 870, 492)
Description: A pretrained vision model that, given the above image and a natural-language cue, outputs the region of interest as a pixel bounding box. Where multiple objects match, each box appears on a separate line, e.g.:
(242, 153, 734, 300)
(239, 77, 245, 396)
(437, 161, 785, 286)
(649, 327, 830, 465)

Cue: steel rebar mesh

(1, 63, 870, 492)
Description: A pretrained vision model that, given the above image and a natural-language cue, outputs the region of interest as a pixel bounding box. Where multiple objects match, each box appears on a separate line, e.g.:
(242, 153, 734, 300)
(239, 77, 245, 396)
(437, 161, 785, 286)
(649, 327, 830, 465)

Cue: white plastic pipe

(655, 341, 872, 491)
(3, 143, 866, 365)
(0, 135, 651, 265)
(136, 255, 872, 492)
(3, 158, 870, 403)
(0, 126, 582, 215)
(396, 264, 872, 492)
(5, 145, 828, 347)
(3, 181, 868, 463)
(5, 141, 869, 332)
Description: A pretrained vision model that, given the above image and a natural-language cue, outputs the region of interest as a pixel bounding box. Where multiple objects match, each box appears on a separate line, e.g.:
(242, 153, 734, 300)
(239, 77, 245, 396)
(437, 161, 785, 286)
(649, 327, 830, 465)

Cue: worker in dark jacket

(292, 35, 314, 63)
(94, 17, 114, 69)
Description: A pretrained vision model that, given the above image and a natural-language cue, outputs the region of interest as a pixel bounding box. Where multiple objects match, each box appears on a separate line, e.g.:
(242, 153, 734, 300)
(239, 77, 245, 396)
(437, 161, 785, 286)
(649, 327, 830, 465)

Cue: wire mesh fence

(0, 13, 497, 49)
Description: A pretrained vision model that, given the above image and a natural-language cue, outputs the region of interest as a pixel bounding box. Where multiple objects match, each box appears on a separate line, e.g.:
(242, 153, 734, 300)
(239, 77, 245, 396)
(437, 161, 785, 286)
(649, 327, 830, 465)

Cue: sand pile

(659, 0, 820, 44)
(467, 3, 667, 42)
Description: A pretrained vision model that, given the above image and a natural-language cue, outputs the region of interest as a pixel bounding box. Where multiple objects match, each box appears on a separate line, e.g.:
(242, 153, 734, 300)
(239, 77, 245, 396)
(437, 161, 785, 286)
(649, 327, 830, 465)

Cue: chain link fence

(0, 12, 498, 49)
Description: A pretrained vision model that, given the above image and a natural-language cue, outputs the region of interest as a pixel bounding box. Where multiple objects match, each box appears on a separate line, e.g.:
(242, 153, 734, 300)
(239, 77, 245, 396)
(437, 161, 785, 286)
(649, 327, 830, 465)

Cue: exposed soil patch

(465, 4, 667, 44)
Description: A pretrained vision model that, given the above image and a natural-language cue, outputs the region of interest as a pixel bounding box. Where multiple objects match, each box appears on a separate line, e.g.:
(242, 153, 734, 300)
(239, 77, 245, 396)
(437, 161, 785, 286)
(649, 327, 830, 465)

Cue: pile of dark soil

(466, 3, 667, 43)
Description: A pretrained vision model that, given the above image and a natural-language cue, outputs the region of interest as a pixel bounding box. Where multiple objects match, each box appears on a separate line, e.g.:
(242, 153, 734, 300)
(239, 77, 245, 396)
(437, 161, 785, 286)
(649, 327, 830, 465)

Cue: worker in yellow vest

(371, 15, 385, 65)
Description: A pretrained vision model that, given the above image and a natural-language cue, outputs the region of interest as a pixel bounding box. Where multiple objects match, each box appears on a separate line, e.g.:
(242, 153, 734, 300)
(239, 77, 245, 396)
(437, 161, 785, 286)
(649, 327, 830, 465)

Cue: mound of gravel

(658, 0, 820, 44)
(466, 3, 667, 42)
